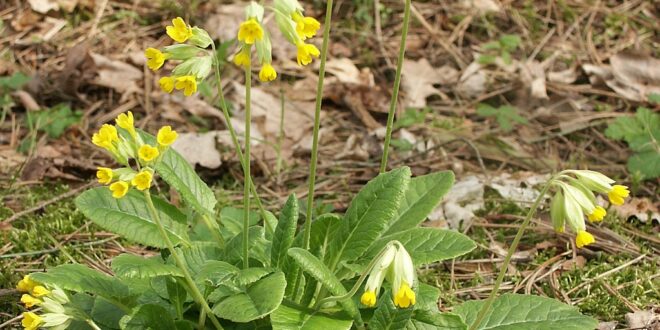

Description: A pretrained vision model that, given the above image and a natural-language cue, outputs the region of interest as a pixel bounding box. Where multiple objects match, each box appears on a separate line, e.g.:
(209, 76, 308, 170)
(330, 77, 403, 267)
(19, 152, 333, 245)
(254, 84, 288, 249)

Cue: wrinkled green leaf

(91, 297, 126, 329)
(287, 248, 360, 319)
(407, 310, 467, 330)
(326, 167, 411, 270)
(224, 226, 269, 266)
(31, 264, 130, 301)
(628, 151, 660, 179)
(271, 302, 353, 330)
(111, 254, 183, 279)
(385, 171, 454, 235)
(219, 207, 261, 240)
(272, 194, 299, 268)
(366, 228, 476, 266)
(454, 293, 598, 330)
(76, 187, 188, 248)
(120, 304, 176, 330)
(370, 296, 414, 330)
(211, 271, 287, 322)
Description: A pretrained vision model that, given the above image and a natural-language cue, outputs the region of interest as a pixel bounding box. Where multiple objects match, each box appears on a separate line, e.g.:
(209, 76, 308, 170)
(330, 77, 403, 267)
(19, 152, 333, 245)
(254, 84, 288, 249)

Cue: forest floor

(0, 0, 658, 328)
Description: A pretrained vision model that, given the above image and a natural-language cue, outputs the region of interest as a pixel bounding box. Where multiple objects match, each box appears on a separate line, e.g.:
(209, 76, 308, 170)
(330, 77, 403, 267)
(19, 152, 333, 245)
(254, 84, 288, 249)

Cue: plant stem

(379, 0, 411, 173)
(242, 66, 252, 270)
(293, 0, 334, 300)
(144, 191, 223, 330)
(276, 89, 285, 177)
(468, 177, 555, 330)
(210, 42, 268, 225)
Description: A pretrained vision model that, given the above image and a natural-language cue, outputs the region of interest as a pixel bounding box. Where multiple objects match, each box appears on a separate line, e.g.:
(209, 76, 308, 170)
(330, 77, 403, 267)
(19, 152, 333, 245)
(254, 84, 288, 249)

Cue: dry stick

(293, 0, 335, 300)
(468, 177, 555, 330)
(379, 0, 412, 173)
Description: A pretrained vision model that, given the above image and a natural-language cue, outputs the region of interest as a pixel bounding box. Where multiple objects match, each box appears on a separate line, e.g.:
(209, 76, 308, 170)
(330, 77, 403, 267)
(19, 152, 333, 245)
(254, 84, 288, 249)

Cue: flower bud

(189, 27, 213, 48)
(163, 44, 202, 60)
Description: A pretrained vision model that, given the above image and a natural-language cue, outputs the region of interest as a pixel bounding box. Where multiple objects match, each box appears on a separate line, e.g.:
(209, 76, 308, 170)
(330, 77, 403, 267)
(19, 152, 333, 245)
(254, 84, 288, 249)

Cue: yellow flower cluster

(17, 275, 71, 330)
(360, 243, 416, 309)
(273, 0, 321, 66)
(92, 111, 178, 199)
(145, 17, 214, 97)
(550, 170, 630, 249)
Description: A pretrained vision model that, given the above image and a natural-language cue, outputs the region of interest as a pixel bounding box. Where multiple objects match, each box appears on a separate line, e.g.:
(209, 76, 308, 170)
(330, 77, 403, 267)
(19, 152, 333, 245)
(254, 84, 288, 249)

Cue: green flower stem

(85, 319, 102, 330)
(379, 0, 412, 173)
(242, 66, 252, 270)
(144, 191, 224, 330)
(210, 42, 268, 225)
(468, 176, 555, 330)
(293, 0, 335, 300)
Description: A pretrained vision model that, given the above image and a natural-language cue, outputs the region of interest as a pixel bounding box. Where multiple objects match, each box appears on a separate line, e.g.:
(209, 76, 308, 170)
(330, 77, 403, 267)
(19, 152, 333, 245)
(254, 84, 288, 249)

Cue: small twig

(1, 182, 95, 225)
(566, 254, 647, 295)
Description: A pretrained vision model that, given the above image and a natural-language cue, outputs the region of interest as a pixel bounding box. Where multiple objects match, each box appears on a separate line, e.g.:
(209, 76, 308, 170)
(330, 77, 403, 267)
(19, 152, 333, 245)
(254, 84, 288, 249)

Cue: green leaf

(477, 55, 497, 65)
(31, 264, 130, 301)
(476, 104, 497, 117)
(366, 228, 476, 266)
(499, 34, 521, 51)
(111, 254, 183, 279)
(271, 302, 353, 330)
(219, 207, 261, 240)
(0, 72, 30, 90)
(416, 283, 441, 311)
(384, 171, 454, 235)
(120, 304, 176, 330)
(92, 297, 126, 329)
(649, 93, 660, 104)
(211, 271, 287, 322)
(196, 260, 239, 288)
(407, 310, 467, 330)
(454, 293, 598, 330)
(140, 131, 217, 216)
(166, 277, 188, 318)
(272, 194, 299, 268)
(27, 104, 82, 138)
(224, 226, 269, 266)
(326, 167, 411, 270)
(287, 248, 360, 319)
(628, 151, 660, 179)
(75, 187, 188, 248)
(370, 296, 414, 330)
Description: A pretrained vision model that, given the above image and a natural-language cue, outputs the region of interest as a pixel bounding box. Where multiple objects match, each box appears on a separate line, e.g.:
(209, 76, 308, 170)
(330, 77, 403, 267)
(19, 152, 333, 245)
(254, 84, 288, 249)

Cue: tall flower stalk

(242, 65, 253, 269)
(379, 0, 412, 173)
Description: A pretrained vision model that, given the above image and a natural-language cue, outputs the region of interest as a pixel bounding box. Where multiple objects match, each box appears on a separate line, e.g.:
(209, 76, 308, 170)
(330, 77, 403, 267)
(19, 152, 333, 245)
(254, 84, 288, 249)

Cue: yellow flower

(587, 206, 606, 223)
(17, 275, 36, 293)
(237, 19, 264, 45)
(259, 63, 277, 82)
(360, 290, 377, 307)
(157, 126, 178, 146)
(22, 312, 42, 330)
(393, 282, 416, 308)
(131, 171, 153, 191)
(174, 75, 197, 96)
(138, 145, 160, 162)
(607, 185, 629, 206)
(159, 76, 175, 93)
(233, 48, 251, 68)
(31, 285, 50, 298)
(296, 42, 320, 66)
(116, 111, 135, 136)
(91, 124, 118, 150)
(109, 181, 129, 199)
(20, 294, 42, 308)
(166, 17, 193, 43)
(575, 230, 595, 248)
(96, 167, 114, 185)
(293, 13, 320, 39)
(145, 48, 166, 71)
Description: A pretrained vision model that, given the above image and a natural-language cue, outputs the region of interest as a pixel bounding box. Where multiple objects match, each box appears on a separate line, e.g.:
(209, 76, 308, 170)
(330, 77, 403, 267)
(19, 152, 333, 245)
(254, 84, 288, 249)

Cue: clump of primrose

(92, 111, 178, 198)
(17, 275, 72, 330)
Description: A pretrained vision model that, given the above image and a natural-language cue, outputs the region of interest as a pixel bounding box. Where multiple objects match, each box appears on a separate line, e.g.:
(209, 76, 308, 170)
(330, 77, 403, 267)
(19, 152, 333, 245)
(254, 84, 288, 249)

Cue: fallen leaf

(457, 61, 487, 99)
(596, 322, 617, 330)
(171, 132, 223, 169)
(402, 58, 453, 108)
(28, 0, 59, 14)
(89, 53, 142, 100)
(625, 310, 659, 329)
(0, 148, 26, 176)
(519, 60, 549, 99)
(612, 197, 659, 224)
(561, 256, 586, 270)
(583, 52, 660, 102)
(459, 0, 502, 14)
(548, 66, 578, 84)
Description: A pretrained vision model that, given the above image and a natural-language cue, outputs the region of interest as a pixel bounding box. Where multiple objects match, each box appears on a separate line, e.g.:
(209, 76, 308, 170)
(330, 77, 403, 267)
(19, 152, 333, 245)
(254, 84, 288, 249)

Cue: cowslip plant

(15, 2, 628, 330)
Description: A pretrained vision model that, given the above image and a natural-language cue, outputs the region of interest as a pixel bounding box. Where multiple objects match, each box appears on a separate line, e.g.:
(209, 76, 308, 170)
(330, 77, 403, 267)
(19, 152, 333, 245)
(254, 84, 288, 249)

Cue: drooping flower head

(145, 48, 167, 71)
(296, 42, 320, 66)
(22, 312, 42, 330)
(157, 126, 178, 147)
(174, 75, 197, 96)
(238, 19, 264, 45)
(360, 243, 416, 309)
(166, 17, 193, 43)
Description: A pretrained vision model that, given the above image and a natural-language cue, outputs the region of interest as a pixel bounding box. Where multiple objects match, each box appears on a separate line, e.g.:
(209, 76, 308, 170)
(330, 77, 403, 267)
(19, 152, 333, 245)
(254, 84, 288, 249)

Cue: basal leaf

(211, 271, 287, 322)
(628, 151, 660, 179)
(407, 310, 467, 330)
(384, 171, 454, 235)
(366, 228, 476, 266)
(218, 207, 261, 240)
(140, 130, 217, 216)
(326, 167, 411, 271)
(287, 248, 360, 319)
(454, 293, 598, 330)
(120, 304, 176, 330)
(31, 264, 130, 302)
(416, 283, 441, 311)
(111, 254, 183, 279)
(272, 194, 299, 268)
(370, 296, 414, 330)
(271, 302, 353, 330)
(223, 226, 269, 266)
(92, 297, 126, 329)
(75, 187, 188, 248)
